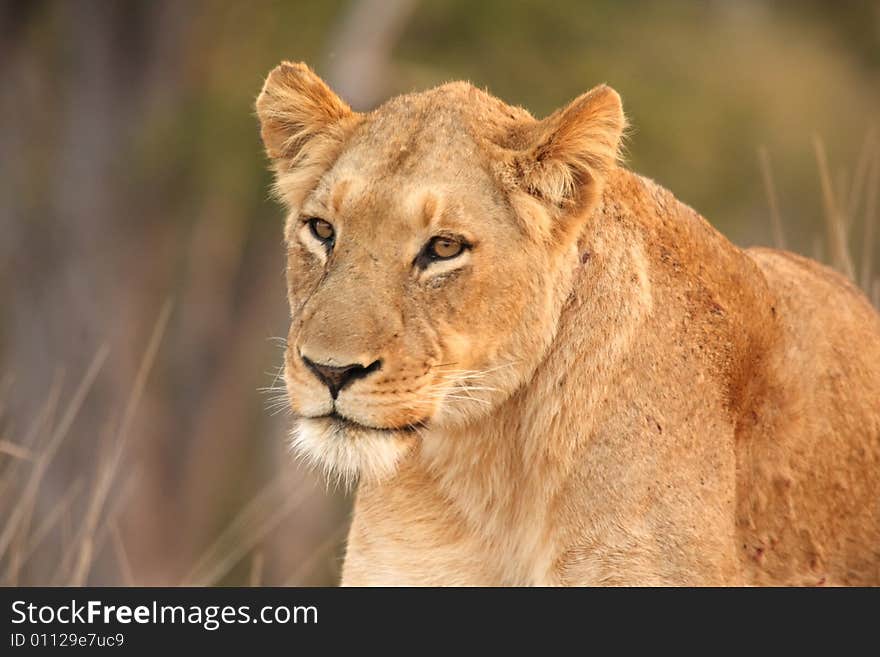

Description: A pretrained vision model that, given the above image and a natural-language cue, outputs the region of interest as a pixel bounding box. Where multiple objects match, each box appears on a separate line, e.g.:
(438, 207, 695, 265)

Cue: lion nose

(301, 355, 382, 400)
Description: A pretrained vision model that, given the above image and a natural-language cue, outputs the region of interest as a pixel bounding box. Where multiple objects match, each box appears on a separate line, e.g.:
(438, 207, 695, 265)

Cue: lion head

(256, 62, 625, 483)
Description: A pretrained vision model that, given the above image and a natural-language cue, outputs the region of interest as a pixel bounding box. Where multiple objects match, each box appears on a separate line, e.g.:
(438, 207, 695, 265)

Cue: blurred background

(0, 0, 878, 586)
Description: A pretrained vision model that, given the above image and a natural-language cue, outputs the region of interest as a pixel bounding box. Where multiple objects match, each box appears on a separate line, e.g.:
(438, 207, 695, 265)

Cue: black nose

(301, 355, 382, 399)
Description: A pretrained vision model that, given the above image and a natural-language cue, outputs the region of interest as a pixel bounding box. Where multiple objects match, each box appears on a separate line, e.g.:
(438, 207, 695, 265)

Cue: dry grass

(1, 133, 878, 587)
(760, 129, 879, 305)
(0, 302, 327, 586)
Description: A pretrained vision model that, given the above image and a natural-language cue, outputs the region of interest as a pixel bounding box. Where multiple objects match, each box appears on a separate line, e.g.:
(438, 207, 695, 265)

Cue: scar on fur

(330, 179, 352, 214)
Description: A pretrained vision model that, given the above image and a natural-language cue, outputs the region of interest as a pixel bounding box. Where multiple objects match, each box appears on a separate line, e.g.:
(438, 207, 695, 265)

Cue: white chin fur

(290, 416, 415, 487)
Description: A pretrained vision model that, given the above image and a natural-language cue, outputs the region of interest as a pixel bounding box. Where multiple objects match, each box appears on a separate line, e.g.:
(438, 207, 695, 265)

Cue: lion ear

(255, 61, 355, 166)
(511, 84, 626, 214)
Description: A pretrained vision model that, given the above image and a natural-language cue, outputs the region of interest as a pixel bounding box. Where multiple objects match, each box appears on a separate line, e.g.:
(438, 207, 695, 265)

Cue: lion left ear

(508, 84, 626, 215)
(255, 61, 356, 167)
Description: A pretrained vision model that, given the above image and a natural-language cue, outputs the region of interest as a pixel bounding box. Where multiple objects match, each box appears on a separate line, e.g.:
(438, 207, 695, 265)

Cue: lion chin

(289, 415, 417, 487)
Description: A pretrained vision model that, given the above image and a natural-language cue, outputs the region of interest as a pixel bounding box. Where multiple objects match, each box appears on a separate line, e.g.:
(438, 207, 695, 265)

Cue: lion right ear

(494, 85, 626, 226)
(255, 61, 356, 168)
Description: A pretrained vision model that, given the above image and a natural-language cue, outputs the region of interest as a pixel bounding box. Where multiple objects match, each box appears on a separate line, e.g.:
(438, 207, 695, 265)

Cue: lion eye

(308, 218, 335, 244)
(427, 237, 464, 260)
(414, 234, 471, 270)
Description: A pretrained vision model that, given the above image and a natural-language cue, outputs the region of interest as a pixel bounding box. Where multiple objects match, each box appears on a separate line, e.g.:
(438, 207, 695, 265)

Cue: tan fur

(256, 62, 880, 586)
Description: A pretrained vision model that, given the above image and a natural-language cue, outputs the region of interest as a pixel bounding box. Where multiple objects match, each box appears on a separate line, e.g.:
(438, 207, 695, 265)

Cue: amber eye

(427, 237, 464, 260)
(415, 235, 470, 270)
(308, 218, 335, 244)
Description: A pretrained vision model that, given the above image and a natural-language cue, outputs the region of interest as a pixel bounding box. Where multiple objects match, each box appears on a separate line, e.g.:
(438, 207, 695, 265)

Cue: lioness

(256, 62, 880, 586)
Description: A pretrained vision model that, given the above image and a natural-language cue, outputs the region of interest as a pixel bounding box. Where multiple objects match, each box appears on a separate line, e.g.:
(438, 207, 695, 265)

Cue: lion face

(256, 63, 624, 482)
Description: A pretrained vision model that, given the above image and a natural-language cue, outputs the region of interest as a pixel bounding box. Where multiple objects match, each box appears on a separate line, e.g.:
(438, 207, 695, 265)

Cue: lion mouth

(321, 411, 424, 434)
